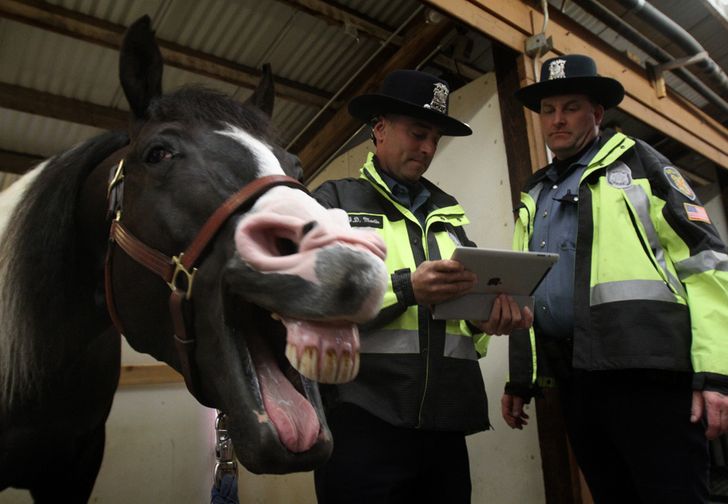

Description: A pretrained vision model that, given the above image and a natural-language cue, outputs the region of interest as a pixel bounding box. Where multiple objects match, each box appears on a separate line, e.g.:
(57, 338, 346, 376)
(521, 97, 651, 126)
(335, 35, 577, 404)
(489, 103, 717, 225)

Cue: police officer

(502, 54, 728, 503)
(313, 69, 533, 504)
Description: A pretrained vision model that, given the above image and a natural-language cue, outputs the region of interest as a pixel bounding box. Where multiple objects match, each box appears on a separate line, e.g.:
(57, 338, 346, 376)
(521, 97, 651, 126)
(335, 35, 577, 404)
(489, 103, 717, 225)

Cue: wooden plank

(515, 53, 550, 172)
(0, 149, 44, 175)
(493, 44, 534, 209)
(0, 82, 127, 131)
(118, 364, 183, 388)
(535, 389, 588, 504)
(427, 0, 524, 52)
(620, 94, 728, 167)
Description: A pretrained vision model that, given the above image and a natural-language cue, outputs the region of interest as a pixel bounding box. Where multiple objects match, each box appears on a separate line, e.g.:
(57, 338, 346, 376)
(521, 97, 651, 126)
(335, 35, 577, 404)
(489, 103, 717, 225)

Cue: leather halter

(104, 158, 307, 402)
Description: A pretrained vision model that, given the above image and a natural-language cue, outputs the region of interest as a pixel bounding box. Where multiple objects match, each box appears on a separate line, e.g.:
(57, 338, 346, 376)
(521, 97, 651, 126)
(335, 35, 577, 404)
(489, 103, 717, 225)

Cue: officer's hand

(691, 390, 728, 440)
(411, 259, 477, 305)
(472, 294, 533, 335)
(501, 393, 529, 429)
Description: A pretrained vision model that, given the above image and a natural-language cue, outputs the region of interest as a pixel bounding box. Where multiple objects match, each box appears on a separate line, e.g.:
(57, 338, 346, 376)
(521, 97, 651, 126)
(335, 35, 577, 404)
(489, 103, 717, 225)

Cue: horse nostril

(302, 221, 317, 236)
(275, 237, 298, 256)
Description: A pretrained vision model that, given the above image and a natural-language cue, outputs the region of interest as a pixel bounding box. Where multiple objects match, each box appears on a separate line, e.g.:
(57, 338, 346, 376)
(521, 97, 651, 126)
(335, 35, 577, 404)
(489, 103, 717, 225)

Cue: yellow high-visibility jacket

(508, 130, 728, 396)
(314, 153, 490, 434)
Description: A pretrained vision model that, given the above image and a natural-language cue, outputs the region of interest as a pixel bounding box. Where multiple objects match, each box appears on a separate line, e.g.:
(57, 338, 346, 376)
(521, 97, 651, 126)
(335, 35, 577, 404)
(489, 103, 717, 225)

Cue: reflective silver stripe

(444, 333, 477, 360)
(360, 329, 419, 354)
(622, 183, 687, 298)
(675, 250, 728, 280)
(591, 279, 677, 305)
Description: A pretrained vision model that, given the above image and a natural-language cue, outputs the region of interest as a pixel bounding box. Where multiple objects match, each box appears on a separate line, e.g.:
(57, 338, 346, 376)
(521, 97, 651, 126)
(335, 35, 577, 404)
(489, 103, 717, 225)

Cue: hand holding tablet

(432, 247, 558, 322)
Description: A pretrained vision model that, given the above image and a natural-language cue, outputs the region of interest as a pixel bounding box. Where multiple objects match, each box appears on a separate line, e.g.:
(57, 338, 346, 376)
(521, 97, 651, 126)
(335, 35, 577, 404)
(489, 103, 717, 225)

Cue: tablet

(432, 247, 559, 321)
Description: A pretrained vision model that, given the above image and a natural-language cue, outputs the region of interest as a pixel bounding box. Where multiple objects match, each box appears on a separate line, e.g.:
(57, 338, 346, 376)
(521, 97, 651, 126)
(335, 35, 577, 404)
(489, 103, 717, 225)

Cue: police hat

(348, 69, 472, 136)
(514, 54, 624, 112)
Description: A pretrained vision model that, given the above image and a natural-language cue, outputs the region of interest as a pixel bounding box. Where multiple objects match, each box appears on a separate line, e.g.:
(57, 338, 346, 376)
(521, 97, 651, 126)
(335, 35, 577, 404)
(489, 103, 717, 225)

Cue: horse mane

(147, 86, 276, 140)
(0, 130, 129, 409)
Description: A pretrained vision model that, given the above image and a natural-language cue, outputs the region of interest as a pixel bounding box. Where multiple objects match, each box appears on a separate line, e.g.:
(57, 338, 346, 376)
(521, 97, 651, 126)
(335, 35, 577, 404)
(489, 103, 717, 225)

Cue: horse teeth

(298, 347, 319, 382)
(284, 344, 360, 384)
(285, 343, 298, 369)
(336, 352, 352, 383)
(353, 354, 360, 378)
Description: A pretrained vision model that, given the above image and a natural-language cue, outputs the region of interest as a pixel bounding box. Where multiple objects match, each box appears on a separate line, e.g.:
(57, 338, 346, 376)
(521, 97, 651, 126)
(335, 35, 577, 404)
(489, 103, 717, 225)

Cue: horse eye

(145, 146, 173, 164)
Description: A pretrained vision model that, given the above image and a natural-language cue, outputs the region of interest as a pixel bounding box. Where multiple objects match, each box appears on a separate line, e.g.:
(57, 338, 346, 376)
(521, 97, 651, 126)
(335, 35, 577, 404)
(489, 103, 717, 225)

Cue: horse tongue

(249, 333, 320, 453)
(282, 319, 360, 384)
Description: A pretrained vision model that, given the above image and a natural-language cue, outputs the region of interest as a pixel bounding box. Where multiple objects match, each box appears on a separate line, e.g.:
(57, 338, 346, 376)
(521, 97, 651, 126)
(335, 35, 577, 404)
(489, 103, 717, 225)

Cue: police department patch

(606, 162, 632, 188)
(348, 213, 384, 228)
(663, 166, 695, 201)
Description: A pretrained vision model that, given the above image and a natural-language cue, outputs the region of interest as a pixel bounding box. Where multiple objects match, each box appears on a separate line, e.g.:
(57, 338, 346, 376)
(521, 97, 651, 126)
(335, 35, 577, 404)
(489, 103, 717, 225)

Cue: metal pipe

(286, 5, 424, 150)
(614, 0, 728, 94)
(575, 0, 728, 118)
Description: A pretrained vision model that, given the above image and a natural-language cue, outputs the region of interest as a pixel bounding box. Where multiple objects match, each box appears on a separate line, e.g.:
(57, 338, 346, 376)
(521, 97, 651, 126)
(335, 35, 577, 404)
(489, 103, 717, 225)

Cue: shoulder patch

(663, 166, 696, 201)
(683, 203, 711, 224)
(348, 213, 384, 228)
(606, 162, 632, 188)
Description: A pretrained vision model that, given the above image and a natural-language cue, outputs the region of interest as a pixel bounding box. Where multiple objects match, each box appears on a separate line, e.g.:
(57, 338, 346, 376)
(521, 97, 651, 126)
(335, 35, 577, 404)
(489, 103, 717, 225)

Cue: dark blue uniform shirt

(530, 138, 600, 340)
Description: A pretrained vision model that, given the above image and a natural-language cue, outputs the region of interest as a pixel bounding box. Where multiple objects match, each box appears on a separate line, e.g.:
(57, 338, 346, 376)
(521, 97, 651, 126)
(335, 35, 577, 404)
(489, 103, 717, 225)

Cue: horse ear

(246, 63, 275, 117)
(119, 15, 163, 119)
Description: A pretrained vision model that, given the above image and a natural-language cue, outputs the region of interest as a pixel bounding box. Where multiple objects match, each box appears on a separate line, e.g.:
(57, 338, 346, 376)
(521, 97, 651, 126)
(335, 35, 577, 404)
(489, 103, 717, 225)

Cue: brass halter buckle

(167, 254, 196, 300)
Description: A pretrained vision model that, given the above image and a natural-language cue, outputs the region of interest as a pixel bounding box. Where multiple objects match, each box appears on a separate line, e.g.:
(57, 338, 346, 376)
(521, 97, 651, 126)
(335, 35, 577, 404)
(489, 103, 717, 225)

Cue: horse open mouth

(225, 296, 360, 456)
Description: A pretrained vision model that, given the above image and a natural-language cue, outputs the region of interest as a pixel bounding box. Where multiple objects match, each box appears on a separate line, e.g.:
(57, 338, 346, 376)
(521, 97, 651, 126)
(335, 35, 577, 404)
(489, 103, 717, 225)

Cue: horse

(0, 15, 387, 503)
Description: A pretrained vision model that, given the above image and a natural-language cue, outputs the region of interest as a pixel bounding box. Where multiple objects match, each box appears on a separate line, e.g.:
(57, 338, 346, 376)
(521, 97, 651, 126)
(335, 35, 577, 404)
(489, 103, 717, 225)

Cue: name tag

(349, 214, 384, 228)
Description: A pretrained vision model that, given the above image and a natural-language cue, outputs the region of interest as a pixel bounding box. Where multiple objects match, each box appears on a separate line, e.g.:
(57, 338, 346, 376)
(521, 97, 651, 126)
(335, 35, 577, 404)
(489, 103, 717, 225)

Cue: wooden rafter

(0, 82, 127, 131)
(0, 0, 333, 108)
(0, 149, 44, 175)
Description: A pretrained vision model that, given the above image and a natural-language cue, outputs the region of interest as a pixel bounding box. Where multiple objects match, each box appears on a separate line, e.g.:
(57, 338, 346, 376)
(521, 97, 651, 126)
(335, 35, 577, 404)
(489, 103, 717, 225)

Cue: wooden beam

(0, 0, 333, 108)
(493, 43, 536, 209)
(279, 0, 398, 42)
(0, 82, 127, 131)
(424, 0, 728, 170)
(118, 364, 183, 388)
(0, 149, 44, 175)
(279, 0, 481, 80)
(297, 13, 456, 181)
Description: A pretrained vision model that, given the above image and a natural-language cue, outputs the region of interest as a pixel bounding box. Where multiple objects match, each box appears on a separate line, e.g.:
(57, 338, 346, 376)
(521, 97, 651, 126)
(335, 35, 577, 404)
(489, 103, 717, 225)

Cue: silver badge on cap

(548, 59, 567, 80)
(424, 82, 448, 113)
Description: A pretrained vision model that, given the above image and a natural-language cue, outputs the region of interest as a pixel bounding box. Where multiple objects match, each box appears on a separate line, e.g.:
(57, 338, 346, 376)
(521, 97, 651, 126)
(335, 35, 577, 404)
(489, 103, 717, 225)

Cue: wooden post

(493, 41, 593, 504)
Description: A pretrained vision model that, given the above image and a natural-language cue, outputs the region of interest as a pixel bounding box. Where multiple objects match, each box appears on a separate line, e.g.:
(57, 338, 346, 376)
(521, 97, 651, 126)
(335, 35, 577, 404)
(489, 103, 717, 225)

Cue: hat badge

(424, 82, 448, 114)
(548, 59, 567, 80)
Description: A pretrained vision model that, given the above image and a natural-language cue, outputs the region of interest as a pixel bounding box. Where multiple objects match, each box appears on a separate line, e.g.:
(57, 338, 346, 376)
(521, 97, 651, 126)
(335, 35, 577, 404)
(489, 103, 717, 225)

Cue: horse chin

(219, 301, 334, 473)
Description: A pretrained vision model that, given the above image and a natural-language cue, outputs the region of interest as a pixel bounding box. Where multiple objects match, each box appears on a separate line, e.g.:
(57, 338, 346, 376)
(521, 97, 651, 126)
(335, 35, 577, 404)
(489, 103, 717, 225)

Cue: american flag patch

(684, 203, 711, 224)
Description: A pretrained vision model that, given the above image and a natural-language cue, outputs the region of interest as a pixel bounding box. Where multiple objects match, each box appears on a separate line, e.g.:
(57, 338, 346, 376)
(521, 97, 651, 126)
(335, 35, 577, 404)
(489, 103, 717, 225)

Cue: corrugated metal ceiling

(0, 0, 726, 188)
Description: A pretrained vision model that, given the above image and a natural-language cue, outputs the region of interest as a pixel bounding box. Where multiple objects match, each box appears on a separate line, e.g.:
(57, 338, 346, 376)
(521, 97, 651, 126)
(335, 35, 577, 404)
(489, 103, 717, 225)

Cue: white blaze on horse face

(215, 125, 285, 177)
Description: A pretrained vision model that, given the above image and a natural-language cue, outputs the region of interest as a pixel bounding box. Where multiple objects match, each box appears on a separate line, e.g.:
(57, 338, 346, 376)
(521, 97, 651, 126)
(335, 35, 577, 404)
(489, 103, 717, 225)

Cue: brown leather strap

(105, 172, 307, 402)
(110, 219, 176, 282)
(180, 175, 306, 269)
(104, 246, 126, 336)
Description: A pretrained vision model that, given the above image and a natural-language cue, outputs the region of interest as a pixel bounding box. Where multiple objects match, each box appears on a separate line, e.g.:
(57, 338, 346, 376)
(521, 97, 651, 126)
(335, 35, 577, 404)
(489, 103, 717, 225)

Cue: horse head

(107, 16, 386, 473)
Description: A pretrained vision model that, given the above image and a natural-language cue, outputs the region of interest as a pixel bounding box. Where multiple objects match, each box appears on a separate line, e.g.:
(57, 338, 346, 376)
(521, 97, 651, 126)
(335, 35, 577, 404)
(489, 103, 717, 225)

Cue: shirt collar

(547, 135, 601, 182)
(373, 157, 431, 213)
